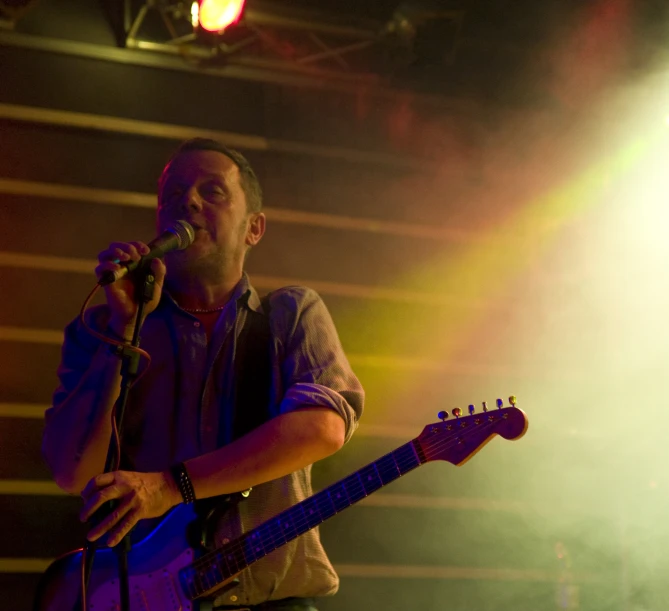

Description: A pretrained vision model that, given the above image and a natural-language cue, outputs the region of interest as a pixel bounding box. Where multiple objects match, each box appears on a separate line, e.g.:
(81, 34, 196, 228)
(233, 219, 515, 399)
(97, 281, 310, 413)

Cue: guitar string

(182, 414, 510, 595)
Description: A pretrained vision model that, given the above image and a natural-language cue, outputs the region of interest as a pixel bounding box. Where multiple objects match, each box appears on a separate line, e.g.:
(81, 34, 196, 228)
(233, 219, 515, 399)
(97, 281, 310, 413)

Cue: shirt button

(194, 321, 201, 327)
(230, 595, 238, 602)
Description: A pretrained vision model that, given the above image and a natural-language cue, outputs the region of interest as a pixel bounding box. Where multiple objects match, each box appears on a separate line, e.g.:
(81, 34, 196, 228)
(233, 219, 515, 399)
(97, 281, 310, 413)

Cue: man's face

(156, 149, 262, 273)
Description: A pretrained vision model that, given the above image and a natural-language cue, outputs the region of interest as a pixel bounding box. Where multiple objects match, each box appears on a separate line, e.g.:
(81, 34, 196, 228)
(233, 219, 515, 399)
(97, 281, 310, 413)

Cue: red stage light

(198, 0, 246, 33)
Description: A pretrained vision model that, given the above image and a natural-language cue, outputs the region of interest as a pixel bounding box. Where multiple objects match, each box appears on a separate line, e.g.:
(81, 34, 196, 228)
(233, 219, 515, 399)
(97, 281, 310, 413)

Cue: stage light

(196, 0, 246, 33)
(191, 1, 199, 27)
(382, 2, 463, 69)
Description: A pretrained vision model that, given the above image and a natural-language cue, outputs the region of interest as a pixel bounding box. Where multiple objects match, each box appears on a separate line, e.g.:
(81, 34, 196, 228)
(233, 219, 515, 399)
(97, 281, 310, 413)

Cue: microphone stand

(82, 269, 156, 611)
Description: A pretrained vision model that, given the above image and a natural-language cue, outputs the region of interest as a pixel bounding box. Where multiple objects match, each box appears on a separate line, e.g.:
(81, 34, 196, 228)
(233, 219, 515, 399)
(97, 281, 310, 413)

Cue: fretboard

(179, 437, 427, 599)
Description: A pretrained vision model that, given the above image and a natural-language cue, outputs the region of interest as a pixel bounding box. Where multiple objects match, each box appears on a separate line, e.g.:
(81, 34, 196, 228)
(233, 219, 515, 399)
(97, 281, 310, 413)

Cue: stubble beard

(165, 222, 248, 286)
(165, 247, 236, 286)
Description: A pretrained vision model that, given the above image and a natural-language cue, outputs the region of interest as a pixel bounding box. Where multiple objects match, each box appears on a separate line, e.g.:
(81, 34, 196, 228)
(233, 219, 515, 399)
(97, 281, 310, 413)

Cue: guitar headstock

(417, 397, 528, 466)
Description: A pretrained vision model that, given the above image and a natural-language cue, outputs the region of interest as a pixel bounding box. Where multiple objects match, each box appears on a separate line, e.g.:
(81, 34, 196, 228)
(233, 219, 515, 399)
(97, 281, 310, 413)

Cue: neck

(166, 270, 244, 311)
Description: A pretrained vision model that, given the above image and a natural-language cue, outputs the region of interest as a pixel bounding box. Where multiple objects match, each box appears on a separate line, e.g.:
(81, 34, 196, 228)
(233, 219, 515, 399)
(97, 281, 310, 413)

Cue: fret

(389, 450, 401, 474)
(212, 549, 233, 581)
(193, 568, 206, 598)
(208, 558, 225, 583)
(277, 513, 298, 541)
(301, 495, 324, 528)
(208, 562, 224, 589)
(372, 461, 383, 484)
(376, 454, 400, 484)
(257, 521, 279, 554)
(325, 490, 338, 516)
(246, 529, 267, 560)
(242, 533, 261, 564)
(284, 504, 310, 536)
(298, 501, 308, 523)
(355, 472, 368, 497)
(412, 437, 427, 464)
(342, 473, 366, 503)
(182, 564, 206, 599)
(358, 462, 383, 492)
(200, 564, 213, 592)
(330, 481, 350, 510)
(222, 541, 246, 574)
(266, 517, 288, 546)
(330, 481, 351, 511)
(393, 442, 421, 473)
(293, 502, 312, 536)
(179, 567, 198, 600)
(313, 489, 337, 519)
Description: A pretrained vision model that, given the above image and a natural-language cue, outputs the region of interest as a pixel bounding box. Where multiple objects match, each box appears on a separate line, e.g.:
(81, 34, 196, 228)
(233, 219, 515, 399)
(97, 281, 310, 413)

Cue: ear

(245, 212, 266, 247)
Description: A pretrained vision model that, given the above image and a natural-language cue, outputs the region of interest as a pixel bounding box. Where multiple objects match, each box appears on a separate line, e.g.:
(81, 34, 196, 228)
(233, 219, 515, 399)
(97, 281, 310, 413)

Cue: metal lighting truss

(122, 0, 464, 87)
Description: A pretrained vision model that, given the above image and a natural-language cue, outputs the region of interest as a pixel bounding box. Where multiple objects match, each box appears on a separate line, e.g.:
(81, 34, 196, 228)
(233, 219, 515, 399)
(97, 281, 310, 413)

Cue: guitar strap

(196, 292, 274, 544)
(230, 292, 274, 441)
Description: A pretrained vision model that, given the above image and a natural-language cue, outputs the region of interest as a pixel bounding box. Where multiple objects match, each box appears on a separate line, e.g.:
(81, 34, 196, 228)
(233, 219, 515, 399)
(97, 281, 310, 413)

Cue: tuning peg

(437, 410, 448, 421)
(452, 407, 462, 418)
(509, 395, 517, 407)
(468, 404, 475, 415)
(496, 398, 504, 409)
(482, 401, 488, 412)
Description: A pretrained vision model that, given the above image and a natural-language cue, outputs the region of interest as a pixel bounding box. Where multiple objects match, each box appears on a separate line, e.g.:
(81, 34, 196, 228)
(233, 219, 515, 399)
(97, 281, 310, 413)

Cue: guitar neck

(180, 438, 427, 599)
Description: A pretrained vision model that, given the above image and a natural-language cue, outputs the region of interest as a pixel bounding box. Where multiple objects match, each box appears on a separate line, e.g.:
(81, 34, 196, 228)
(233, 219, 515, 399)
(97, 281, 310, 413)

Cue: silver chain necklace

(181, 304, 227, 314)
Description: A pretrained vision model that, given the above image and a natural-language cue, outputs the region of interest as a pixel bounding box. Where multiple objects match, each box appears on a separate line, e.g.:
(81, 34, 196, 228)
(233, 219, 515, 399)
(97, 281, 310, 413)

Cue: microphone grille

(171, 220, 195, 249)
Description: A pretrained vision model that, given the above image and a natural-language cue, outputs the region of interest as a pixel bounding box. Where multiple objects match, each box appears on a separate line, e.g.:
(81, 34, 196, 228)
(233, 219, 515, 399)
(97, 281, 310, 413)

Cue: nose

(180, 186, 203, 213)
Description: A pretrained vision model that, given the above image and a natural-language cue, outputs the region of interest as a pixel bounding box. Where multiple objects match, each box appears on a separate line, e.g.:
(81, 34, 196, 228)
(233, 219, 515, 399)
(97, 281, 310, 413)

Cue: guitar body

(34, 504, 230, 611)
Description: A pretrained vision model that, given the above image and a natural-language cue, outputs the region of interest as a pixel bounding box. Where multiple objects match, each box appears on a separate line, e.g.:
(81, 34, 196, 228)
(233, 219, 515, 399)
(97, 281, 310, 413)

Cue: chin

(165, 248, 199, 269)
(168, 246, 222, 271)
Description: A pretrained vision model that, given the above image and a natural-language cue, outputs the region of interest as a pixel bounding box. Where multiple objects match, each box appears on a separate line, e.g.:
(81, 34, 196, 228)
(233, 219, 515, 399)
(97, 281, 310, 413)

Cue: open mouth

(185, 222, 205, 232)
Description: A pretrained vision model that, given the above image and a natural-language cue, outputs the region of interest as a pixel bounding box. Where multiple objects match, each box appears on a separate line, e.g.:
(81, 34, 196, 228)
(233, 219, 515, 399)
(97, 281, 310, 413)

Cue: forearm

(184, 407, 345, 500)
(43, 346, 124, 494)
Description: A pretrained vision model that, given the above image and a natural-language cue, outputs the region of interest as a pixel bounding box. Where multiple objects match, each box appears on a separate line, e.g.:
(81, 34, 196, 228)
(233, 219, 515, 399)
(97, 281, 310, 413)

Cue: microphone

(99, 220, 195, 286)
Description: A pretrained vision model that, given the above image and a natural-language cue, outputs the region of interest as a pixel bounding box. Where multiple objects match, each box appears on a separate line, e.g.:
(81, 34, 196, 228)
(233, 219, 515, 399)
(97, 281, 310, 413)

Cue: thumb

(150, 258, 167, 286)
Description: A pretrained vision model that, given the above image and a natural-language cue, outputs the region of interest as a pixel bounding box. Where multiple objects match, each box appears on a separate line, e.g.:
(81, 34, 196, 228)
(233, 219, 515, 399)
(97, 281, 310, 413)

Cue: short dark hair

(161, 138, 263, 213)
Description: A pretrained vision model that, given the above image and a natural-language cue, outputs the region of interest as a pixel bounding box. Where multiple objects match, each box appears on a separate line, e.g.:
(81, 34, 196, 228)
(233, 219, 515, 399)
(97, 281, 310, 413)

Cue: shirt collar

(238, 272, 263, 313)
(161, 271, 261, 313)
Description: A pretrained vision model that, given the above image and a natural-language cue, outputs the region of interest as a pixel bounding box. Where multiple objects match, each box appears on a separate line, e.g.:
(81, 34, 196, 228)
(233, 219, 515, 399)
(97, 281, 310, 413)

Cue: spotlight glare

(199, 0, 246, 33)
(191, 2, 199, 27)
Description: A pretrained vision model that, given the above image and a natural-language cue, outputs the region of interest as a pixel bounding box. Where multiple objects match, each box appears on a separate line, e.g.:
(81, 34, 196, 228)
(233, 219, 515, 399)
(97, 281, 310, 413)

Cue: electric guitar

(35, 399, 528, 611)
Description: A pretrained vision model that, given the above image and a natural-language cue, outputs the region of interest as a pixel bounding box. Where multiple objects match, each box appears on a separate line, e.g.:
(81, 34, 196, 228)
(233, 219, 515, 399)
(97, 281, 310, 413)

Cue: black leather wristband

(170, 462, 196, 504)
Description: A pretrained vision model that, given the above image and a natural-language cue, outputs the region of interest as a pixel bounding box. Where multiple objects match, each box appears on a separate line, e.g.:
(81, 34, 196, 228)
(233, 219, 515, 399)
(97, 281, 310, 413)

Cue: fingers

(104, 507, 141, 547)
(98, 242, 149, 264)
(79, 472, 138, 547)
(86, 496, 135, 545)
(80, 473, 124, 522)
(81, 472, 115, 502)
(79, 471, 178, 547)
(150, 258, 167, 287)
(95, 242, 150, 280)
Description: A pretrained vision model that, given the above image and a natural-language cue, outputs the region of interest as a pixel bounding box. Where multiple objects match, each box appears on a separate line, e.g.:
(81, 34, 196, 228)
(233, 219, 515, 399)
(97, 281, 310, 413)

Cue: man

(42, 138, 364, 609)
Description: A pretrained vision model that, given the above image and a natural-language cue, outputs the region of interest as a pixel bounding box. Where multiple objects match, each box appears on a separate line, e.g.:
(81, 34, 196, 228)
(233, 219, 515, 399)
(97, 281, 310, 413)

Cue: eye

(162, 186, 184, 203)
(202, 184, 227, 198)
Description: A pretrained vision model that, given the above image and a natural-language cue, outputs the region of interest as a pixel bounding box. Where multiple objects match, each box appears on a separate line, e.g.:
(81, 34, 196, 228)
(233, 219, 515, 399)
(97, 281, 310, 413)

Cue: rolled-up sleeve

(271, 287, 364, 442)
